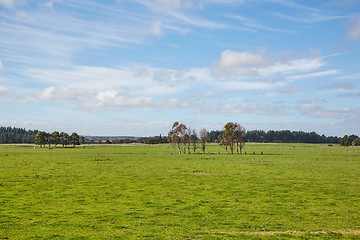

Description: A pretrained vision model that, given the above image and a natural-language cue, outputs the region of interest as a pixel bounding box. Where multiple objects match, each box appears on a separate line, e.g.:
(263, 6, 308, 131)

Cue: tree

(35, 131, 47, 148)
(234, 124, 246, 154)
(190, 129, 198, 154)
(60, 132, 70, 148)
(222, 122, 237, 154)
(51, 131, 60, 147)
(70, 132, 80, 147)
(353, 138, 360, 146)
(221, 122, 245, 154)
(168, 122, 188, 154)
(340, 135, 350, 147)
(199, 128, 208, 154)
(208, 130, 222, 143)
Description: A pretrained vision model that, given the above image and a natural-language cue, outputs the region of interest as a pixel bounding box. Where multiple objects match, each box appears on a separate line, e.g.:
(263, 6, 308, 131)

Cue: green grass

(0, 143, 359, 239)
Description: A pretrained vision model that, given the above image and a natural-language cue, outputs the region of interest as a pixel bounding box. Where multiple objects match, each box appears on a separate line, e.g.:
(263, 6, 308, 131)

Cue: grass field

(0, 143, 359, 239)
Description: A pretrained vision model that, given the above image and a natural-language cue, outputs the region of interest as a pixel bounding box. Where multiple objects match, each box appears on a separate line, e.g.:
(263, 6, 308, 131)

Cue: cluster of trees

(35, 131, 84, 148)
(220, 122, 246, 154)
(167, 121, 245, 154)
(340, 135, 360, 147)
(167, 122, 208, 154)
(0, 127, 37, 144)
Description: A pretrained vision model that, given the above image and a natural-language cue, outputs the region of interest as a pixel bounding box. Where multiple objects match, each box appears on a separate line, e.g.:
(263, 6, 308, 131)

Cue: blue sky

(0, 0, 359, 136)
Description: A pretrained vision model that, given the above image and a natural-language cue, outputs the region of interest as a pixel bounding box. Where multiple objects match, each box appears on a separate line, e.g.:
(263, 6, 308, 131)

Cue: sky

(0, 0, 360, 137)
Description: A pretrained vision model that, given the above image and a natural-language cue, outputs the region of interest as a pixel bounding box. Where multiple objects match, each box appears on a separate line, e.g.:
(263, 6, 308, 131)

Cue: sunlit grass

(0, 143, 359, 239)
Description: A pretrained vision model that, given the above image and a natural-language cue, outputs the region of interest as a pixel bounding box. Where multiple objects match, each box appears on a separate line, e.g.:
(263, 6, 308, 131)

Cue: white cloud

(212, 50, 268, 78)
(346, 16, 360, 40)
(211, 50, 329, 84)
(33, 65, 203, 111)
(39, 86, 88, 101)
(30, 49, 337, 112)
(91, 90, 152, 109)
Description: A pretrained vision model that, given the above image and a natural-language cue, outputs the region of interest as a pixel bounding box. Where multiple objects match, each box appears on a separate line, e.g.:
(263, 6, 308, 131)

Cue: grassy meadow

(0, 143, 359, 239)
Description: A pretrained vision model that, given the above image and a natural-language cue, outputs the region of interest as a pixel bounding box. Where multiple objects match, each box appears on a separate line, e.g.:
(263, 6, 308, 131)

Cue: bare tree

(199, 128, 208, 154)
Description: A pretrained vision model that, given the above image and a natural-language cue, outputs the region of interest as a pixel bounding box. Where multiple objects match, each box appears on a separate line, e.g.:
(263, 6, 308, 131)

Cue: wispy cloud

(225, 14, 292, 33)
(273, 12, 345, 24)
(0, 5, 148, 68)
(299, 101, 360, 119)
(212, 50, 328, 79)
(206, 102, 288, 115)
(289, 69, 340, 80)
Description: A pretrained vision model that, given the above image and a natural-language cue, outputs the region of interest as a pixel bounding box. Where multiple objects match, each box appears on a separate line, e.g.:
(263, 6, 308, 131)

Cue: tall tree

(199, 128, 208, 154)
(234, 124, 246, 154)
(60, 132, 70, 148)
(190, 129, 198, 154)
(222, 122, 236, 154)
(51, 131, 60, 147)
(70, 132, 80, 147)
(340, 135, 350, 147)
(168, 122, 188, 154)
(35, 131, 47, 148)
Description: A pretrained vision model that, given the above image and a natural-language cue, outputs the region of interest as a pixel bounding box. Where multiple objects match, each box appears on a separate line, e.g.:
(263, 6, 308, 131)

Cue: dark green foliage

(340, 135, 359, 147)
(0, 126, 37, 144)
(244, 130, 342, 143)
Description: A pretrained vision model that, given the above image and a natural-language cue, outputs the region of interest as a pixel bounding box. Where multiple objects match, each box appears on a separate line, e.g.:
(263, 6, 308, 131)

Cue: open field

(1, 143, 359, 239)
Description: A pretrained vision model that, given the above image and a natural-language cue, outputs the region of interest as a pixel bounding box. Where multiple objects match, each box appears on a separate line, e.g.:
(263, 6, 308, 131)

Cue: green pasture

(0, 143, 359, 239)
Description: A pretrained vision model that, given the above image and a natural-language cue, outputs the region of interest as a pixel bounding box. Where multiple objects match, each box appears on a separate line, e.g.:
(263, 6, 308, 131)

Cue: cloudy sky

(0, 0, 359, 136)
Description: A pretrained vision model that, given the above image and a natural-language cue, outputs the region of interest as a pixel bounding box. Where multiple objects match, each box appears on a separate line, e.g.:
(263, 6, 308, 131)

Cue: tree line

(0, 126, 359, 146)
(238, 130, 341, 144)
(0, 127, 37, 144)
